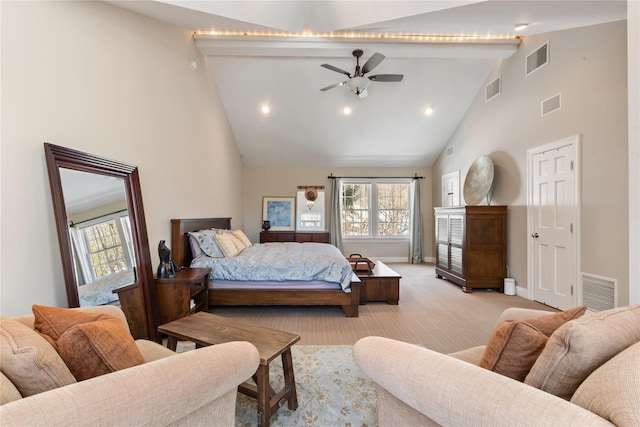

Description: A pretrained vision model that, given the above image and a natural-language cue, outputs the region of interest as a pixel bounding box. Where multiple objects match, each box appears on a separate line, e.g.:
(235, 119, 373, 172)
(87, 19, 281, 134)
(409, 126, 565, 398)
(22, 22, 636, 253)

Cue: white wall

(0, 1, 243, 316)
(432, 21, 630, 305)
(243, 166, 433, 261)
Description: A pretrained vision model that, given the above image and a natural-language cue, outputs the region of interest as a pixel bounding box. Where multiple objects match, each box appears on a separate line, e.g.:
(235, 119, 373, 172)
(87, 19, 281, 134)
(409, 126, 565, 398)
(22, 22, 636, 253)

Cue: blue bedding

(190, 242, 353, 292)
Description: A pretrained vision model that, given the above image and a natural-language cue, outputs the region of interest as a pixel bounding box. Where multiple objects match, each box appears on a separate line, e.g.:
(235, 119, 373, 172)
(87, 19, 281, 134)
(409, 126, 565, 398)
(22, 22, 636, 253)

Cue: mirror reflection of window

(296, 190, 325, 231)
(60, 168, 136, 306)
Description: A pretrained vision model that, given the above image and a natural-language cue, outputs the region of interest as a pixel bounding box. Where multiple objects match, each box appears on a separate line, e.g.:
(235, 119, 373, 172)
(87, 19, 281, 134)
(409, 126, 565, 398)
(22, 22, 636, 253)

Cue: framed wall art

(262, 196, 295, 231)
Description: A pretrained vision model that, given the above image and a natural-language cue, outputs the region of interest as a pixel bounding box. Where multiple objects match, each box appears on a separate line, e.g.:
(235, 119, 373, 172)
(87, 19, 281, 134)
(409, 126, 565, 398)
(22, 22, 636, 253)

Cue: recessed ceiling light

(261, 104, 270, 114)
(343, 106, 352, 115)
(425, 106, 435, 116)
(514, 23, 529, 32)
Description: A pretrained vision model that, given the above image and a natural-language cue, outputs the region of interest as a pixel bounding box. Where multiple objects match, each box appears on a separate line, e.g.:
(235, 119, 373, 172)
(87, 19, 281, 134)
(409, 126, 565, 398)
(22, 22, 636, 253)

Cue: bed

(170, 218, 361, 317)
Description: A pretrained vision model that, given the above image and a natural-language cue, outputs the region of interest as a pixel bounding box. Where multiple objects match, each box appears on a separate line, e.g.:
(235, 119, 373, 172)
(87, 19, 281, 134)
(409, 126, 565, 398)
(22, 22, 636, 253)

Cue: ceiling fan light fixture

(346, 76, 371, 93)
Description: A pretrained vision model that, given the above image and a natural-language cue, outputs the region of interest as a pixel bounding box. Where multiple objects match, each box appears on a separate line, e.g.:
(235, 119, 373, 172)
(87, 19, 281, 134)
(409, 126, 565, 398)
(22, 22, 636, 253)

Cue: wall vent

(541, 93, 561, 116)
(446, 146, 454, 157)
(581, 273, 617, 312)
(485, 76, 501, 102)
(526, 41, 549, 76)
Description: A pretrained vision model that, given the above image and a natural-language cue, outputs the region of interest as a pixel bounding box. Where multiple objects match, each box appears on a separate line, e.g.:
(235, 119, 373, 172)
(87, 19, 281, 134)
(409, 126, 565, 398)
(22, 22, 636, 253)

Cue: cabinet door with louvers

(448, 214, 465, 275)
(435, 214, 449, 270)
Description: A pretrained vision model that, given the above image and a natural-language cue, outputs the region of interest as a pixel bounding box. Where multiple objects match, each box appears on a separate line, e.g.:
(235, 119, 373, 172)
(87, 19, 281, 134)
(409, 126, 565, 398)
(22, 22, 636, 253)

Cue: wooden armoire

(434, 206, 507, 293)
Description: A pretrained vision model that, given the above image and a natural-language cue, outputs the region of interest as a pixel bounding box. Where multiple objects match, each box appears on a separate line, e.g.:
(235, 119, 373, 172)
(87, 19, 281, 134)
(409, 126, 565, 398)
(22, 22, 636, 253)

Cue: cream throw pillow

(570, 342, 640, 426)
(525, 304, 640, 400)
(0, 317, 76, 397)
(215, 232, 242, 257)
(231, 229, 252, 249)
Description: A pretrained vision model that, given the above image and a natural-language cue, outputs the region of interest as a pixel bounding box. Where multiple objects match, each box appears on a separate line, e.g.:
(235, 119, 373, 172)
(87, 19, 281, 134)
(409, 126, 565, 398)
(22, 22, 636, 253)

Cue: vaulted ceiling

(109, 1, 626, 167)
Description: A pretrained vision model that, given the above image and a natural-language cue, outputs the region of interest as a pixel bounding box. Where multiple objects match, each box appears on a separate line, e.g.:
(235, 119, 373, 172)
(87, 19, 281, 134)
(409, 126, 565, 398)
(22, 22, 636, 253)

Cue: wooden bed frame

(170, 218, 360, 317)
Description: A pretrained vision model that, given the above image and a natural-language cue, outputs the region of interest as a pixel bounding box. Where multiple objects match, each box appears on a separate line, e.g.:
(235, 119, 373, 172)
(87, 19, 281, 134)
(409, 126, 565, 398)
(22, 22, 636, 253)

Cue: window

(74, 212, 134, 282)
(341, 180, 411, 238)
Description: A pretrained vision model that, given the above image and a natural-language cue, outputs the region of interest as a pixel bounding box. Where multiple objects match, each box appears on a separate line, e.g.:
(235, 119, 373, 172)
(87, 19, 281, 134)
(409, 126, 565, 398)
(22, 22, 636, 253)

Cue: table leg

(166, 336, 178, 351)
(281, 349, 298, 410)
(255, 364, 270, 427)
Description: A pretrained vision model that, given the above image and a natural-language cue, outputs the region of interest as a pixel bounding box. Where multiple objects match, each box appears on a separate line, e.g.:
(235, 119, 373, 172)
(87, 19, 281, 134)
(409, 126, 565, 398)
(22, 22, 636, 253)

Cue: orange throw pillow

(479, 321, 548, 381)
(479, 306, 587, 381)
(33, 305, 144, 381)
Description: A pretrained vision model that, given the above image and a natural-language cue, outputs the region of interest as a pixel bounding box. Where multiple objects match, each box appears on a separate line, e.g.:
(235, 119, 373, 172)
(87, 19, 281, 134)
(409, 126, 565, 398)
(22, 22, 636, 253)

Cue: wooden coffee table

(158, 312, 300, 427)
(356, 261, 402, 304)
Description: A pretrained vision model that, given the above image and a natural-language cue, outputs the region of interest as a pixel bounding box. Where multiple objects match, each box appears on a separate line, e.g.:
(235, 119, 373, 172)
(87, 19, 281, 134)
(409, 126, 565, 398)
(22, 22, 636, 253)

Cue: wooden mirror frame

(44, 143, 159, 340)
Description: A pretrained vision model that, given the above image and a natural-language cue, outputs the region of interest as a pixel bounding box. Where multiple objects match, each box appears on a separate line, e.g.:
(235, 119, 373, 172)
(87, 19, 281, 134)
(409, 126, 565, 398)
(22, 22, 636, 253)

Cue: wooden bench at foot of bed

(170, 217, 360, 317)
(208, 280, 361, 317)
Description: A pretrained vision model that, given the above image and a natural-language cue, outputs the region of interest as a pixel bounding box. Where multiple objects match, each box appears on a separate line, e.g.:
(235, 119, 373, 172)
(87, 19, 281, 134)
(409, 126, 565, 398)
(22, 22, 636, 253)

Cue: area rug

(175, 342, 377, 426)
(235, 345, 377, 427)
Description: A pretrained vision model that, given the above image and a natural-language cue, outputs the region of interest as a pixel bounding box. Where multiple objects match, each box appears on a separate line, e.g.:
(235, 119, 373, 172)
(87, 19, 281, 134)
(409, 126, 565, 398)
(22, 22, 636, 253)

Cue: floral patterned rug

(234, 345, 377, 427)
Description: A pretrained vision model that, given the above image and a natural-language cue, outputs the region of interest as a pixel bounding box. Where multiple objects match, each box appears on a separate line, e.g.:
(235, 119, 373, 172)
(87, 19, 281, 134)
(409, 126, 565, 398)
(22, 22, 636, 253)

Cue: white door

(442, 171, 460, 207)
(528, 136, 580, 310)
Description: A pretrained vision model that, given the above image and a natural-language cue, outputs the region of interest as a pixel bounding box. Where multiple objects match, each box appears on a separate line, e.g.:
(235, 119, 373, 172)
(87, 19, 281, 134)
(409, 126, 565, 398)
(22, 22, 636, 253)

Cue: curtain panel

(410, 179, 424, 264)
(329, 178, 343, 252)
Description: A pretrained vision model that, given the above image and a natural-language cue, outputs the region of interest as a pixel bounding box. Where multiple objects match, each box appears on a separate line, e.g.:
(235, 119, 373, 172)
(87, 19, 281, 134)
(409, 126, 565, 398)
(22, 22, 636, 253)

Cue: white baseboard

(374, 257, 435, 263)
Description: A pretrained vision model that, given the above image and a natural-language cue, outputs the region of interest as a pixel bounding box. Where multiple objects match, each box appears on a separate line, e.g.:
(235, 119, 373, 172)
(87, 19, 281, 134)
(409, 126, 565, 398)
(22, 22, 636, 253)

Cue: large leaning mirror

(44, 143, 158, 340)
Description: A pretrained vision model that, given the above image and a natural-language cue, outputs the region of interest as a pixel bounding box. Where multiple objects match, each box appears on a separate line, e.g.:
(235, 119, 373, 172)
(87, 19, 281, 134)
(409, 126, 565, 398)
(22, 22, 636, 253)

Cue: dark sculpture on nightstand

(157, 240, 175, 278)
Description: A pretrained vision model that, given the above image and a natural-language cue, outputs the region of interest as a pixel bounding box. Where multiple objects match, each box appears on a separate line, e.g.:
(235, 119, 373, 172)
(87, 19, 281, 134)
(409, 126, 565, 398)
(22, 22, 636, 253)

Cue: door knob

(531, 233, 539, 238)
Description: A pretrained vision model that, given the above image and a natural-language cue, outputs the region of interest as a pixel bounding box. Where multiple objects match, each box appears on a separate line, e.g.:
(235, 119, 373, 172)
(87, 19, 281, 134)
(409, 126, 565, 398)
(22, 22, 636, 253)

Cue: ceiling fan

(320, 49, 404, 98)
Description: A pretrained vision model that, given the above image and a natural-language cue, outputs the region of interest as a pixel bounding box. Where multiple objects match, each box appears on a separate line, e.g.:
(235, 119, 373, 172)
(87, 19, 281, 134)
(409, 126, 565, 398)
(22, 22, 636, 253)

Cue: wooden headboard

(170, 218, 232, 268)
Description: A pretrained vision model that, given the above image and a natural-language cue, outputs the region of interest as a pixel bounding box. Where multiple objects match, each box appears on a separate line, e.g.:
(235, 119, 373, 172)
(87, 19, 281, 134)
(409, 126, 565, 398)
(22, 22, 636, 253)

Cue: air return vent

(541, 93, 561, 116)
(581, 273, 617, 312)
(485, 76, 501, 102)
(446, 146, 454, 157)
(526, 41, 549, 76)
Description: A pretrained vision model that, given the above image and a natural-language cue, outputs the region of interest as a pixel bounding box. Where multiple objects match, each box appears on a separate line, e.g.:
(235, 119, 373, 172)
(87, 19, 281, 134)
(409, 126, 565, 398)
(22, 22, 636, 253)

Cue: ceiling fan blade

(361, 52, 385, 74)
(320, 81, 345, 91)
(369, 74, 404, 82)
(321, 64, 351, 77)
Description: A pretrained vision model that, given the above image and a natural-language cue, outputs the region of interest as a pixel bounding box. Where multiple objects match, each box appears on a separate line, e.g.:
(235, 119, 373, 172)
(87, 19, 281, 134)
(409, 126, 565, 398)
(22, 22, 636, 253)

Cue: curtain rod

(69, 209, 128, 227)
(327, 173, 424, 180)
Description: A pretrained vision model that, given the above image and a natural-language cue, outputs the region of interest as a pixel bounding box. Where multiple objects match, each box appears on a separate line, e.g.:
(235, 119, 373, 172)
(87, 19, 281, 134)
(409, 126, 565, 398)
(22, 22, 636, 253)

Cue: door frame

(526, 134, 581, 304)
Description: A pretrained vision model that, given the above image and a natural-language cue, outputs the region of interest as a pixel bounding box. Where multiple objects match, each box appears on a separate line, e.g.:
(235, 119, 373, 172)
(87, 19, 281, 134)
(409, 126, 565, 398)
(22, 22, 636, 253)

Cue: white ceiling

(108, 1, 626, 168)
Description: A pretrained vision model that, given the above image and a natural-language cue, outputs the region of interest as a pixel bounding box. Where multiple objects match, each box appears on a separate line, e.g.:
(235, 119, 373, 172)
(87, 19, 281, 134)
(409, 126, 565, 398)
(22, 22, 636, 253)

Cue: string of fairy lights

(195, 30, 520, 42)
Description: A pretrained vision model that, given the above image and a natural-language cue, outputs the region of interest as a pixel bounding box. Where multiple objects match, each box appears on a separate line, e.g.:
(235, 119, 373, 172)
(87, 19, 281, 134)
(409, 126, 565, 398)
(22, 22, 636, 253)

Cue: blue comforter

(190, 242, 353, 292)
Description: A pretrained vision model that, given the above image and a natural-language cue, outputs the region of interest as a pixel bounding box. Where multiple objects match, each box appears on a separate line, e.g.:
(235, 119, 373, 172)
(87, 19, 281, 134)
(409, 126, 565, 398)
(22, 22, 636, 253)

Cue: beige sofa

(0, 305, 260, 426)
(354, 305, 640, 427)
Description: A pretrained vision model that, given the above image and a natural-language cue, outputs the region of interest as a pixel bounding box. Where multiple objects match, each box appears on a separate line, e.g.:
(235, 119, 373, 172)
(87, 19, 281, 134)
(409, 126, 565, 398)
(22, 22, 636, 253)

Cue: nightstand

(155, 268, 211, 325)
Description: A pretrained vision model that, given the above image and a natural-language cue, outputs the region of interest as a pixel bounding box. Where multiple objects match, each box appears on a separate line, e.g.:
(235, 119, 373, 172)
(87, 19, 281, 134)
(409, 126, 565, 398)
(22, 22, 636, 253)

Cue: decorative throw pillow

(570, 342, 640, 426)
(525, 304, 640, 400)
(214, 232, 242, 257)
(188, 231, 225, 258)
(231, 229, 252, 249)
(0, 317, 76, 397)
(479, 321, 549, 381)
(33, 305, 145, 381)
(479, 306, 587, 381)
